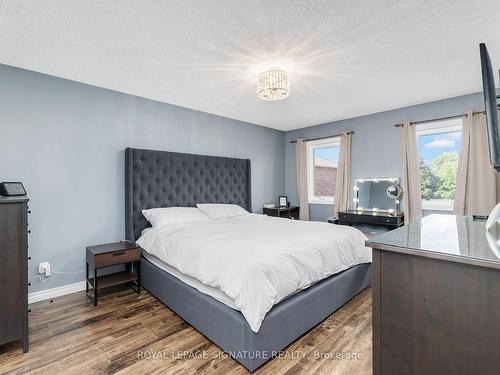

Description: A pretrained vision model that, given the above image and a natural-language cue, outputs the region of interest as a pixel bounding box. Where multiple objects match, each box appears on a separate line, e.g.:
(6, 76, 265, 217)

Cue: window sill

(308, 201, 335, 205)
(422, 200, 454, 212)
(423, 209, 454, 213)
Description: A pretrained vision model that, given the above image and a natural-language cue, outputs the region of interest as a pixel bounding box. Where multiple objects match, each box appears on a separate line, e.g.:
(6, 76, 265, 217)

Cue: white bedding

(142, 251, 239, 309)
(137, 213, 371, 333)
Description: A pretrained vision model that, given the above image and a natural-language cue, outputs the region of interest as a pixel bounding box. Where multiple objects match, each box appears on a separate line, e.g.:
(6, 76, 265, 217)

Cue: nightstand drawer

(94, 248, 140, 267)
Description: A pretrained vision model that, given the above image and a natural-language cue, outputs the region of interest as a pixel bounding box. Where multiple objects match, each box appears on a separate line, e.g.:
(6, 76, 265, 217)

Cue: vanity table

(367, 214, 500, 375)
(337, 210, 404, 229)
(338, 177, 404, 228)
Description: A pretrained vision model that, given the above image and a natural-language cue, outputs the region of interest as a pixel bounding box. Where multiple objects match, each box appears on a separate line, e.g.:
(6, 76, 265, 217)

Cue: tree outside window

(416, 119, 462, 211)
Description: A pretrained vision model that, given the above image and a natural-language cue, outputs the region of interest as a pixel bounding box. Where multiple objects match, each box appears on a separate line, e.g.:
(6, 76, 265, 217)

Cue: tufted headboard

(125, 147, 252, 240)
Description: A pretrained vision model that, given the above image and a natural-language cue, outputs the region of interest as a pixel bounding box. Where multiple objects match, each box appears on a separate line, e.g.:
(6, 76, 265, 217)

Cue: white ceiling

(1, 1, 499, 131)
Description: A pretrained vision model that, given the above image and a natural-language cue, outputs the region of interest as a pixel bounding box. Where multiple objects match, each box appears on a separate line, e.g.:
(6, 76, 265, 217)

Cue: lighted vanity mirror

(353, 177, 401, 213)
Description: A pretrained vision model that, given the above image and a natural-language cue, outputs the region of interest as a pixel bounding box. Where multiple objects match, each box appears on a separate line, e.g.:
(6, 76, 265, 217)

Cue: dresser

(0, 196, 29, 352)
(367, 214, 500, 375)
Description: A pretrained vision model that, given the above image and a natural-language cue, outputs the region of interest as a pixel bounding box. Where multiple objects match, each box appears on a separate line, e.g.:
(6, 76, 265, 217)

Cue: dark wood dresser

(338, 209, 404, 229)
(0, 196, 29, 352)
(367, 214, 500, 375)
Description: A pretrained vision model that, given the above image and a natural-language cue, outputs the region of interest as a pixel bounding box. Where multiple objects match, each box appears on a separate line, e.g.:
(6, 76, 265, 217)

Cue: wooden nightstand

(86, 241, 141, 306)
(263, 206, 300, 219)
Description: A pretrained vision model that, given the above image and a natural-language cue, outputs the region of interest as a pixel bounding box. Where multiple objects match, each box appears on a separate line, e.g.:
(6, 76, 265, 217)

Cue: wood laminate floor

(0, 286, 372, 375)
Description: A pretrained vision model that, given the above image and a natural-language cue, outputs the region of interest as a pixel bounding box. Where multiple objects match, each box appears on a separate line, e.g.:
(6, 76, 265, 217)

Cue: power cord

(29, 269, 86, 283)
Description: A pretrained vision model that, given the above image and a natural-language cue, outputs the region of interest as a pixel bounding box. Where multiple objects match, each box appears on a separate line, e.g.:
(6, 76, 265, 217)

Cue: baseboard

(28, 281, 86, 304)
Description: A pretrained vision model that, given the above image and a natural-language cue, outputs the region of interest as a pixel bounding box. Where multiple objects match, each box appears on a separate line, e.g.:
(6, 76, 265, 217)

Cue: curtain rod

(290, 130, 354, 143)
(394, 105, 500, 127)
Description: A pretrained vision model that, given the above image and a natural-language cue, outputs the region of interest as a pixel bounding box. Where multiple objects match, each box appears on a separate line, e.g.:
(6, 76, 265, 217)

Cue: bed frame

(125, 147, 372, 372)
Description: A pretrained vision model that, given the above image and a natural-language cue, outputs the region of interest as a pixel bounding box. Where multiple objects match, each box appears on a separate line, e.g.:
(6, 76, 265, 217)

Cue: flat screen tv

(480, 43, 500, 171)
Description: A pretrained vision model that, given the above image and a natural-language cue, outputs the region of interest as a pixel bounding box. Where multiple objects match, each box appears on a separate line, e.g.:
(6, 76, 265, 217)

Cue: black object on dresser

(0, 196, 29, 353)
(337, 209, 404, 229)
(86, 241, 141, 306)
(263, 206, 299, 219)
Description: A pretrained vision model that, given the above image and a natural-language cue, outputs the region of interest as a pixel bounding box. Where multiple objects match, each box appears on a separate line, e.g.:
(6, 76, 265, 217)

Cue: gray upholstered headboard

(125, 148, 252, 240)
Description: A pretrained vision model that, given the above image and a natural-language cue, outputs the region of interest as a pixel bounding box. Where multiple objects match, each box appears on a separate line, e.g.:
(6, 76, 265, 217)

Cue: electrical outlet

(38, 262, 51, 277)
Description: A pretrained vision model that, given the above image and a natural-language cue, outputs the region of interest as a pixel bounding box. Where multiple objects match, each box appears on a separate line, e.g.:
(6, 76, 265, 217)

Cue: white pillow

(142, 207, 209, 227)
(196, 203, 249, 220)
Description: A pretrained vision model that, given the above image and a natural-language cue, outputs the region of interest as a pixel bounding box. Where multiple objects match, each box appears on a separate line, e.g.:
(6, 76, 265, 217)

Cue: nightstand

(86, 241, 141, 306)
(263, 206, 300, 219)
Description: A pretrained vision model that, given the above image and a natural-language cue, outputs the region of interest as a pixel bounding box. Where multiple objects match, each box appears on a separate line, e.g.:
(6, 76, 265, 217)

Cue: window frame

(306, 136, 341, 205)
(415, 118, 463, 212)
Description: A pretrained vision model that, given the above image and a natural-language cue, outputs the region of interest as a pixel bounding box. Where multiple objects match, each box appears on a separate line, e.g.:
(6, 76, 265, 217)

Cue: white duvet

(137, 213, 371, 332)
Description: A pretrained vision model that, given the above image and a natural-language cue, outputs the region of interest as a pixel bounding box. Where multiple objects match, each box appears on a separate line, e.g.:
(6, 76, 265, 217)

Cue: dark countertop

(366, 214, 500, 270)
(340, 209, 403, 217)
(86, 240, 139, 255)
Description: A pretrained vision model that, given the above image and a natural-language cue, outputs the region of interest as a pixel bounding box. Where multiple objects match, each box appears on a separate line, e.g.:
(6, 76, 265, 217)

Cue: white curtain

(400, 121, 422, 223)
(295, 139, 309, 220)
(454, 111, 497, 215)
(333, 131, 352, 217)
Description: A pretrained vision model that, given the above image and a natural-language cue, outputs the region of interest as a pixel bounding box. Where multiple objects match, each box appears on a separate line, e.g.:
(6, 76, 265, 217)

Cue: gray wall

(285, 92, 487, 222)
(0, 64, 285, 292)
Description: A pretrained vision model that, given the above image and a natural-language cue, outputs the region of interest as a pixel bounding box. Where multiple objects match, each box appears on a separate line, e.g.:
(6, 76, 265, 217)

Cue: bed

(125, 147, 372, 372)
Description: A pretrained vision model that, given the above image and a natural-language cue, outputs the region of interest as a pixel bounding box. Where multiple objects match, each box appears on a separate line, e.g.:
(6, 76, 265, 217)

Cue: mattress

(137, 213, 371, 332)
(142, 251, 239, 310)
(143, 251, 348, 314)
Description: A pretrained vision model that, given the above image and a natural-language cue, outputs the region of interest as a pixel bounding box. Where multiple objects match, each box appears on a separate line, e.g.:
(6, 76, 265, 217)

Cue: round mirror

(386, 185, 403, 199)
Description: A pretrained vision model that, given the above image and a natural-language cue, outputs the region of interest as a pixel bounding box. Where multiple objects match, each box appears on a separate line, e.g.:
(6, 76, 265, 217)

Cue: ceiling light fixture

(257, 68, 290, 101)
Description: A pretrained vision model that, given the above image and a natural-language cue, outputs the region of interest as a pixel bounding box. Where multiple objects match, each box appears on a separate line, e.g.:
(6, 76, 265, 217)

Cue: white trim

(306, 136, 340, 204)
(415, 117, 463, 136)
(416, 125, 461, 137)
(416, 117, 463, 212)
(28, 281, 86, 304)
(306, 136, 341, 148)
(421, 198, 454, 212)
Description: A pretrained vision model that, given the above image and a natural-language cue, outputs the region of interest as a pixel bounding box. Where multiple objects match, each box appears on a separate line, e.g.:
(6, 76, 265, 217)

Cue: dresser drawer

(377, 216, 402, 225)
(378, 216, 394, 224)
(339, 213, 356, 221)
(337, 211, 404, 228)
(340, 213, 377, 224)
(94, 248, 140, 267)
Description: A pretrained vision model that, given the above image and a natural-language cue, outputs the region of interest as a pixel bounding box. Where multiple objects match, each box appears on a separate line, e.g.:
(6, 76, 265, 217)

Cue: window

(416, 118, 463, 211)
(306, 137, 340, 204)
